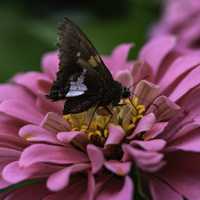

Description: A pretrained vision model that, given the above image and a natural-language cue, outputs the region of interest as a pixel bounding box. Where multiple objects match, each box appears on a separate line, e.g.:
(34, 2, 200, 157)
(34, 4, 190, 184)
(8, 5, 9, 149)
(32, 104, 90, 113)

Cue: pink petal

(139, 161, 166, 173)
(19, 125, 60, 144)
(134, 80, 160, 107)
(167, 128, 200, 152)
(37, 78, 52, 94)
(178, 86, 200, 122)
(131, 60, 153, 85)
(0, 100, 43, 124)
(178, 17, 200, 48)
(149, 177, 183, 200)
(86, 173, 95, 200)
(87, 144, 104, 174)
(47, 163, 89, 192)
(57, 131, 88, 148)
(0, 133, 27, 150)
(130, 139, 166, 152)
(123, 144, 162, 161)
(103, 43, 133, 74)
(0, 178, 11, 190)
(115, 70, 133, 87)
(0, 148, 21, 188)
(96, 176, 133, 200)
(36, 95, 63, 115)
(13, 72, 51, 95)
(40, 112, 69, 133)
(3, 161, 58, 183)
(19, 144, 88, 167)
(44, 176, 88, 200)
(0, 84, 34, 104)
(0, 147, 21, 159)
(169, 65, 200, 102)
(158, 151, 200, 200)
(123, 144, 164, 172)
(139, 36, 176, 78)
(144, 122, 168, 140)
(111, 43, 133, 66)
(159, 110, 186, 141)
(159, 54, 200, 92)
(147, 95, 181, 121)
(106, 124, 125, 145)
(169, 122, 200, 141)
(128, 113, 156, 139)
(0, 114, 24, 135)
(41, 51, 59, 80)
(104, 161, 131, 176)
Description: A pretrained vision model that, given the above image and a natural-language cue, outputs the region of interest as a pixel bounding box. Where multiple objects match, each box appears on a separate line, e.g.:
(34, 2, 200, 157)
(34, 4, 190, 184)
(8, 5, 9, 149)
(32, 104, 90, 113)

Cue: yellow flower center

(63, 96, 145, 145)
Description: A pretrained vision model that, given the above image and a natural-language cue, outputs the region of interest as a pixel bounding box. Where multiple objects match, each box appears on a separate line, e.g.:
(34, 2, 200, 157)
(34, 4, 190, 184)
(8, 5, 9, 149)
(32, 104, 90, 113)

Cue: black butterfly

(47, 17, 131, 114)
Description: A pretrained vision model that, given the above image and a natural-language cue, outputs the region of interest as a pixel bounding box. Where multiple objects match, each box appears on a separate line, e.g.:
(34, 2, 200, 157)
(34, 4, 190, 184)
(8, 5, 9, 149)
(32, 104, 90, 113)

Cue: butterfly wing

(48, 17, 113, 101)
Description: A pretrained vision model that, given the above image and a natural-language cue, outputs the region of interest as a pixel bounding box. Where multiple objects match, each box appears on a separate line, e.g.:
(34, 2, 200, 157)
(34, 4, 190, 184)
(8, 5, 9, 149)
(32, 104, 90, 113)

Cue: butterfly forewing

(58, 17, 113, 84)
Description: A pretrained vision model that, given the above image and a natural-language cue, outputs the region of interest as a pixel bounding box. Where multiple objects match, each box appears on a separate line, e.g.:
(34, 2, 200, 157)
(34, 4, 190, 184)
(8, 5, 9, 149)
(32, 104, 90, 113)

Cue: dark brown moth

(47, 17, 130, 114)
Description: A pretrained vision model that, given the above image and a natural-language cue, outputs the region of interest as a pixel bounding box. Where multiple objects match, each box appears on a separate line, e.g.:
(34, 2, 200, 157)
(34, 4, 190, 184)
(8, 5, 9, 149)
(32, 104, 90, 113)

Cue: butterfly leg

(87, 104, 99, 130)
(103, 106, 113, 129)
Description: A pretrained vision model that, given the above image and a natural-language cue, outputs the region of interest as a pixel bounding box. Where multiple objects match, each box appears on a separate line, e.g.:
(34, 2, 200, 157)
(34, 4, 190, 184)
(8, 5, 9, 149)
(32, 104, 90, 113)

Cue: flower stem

(131, 167, 149, 200)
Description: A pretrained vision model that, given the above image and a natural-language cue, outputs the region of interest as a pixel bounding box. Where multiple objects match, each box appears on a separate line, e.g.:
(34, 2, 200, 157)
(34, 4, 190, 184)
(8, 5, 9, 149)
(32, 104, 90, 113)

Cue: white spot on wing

(65, 69, 88, 97)
(66, 91, 85, 97)
(76, 52, 81, 57)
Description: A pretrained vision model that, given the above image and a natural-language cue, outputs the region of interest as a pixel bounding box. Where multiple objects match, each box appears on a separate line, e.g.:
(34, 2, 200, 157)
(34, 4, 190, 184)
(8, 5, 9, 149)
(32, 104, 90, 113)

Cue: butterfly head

(110, 81, 131, 106)
(121, 86, 131, 98)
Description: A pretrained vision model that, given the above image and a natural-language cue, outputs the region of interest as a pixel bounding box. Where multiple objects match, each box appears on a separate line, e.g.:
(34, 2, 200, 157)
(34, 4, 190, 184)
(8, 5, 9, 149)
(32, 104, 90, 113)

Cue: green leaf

(131, 167, 150, 200)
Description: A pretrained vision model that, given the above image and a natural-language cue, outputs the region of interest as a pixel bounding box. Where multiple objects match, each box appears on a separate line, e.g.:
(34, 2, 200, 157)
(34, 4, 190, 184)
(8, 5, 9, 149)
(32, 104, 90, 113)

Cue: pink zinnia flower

(0, 36, 200, 200)
(150, 0, 200, 53)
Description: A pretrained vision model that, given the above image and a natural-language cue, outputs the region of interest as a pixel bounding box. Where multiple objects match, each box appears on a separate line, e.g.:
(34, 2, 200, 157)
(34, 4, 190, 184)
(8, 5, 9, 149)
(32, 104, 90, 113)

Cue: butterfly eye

(122, 87, 131, 98)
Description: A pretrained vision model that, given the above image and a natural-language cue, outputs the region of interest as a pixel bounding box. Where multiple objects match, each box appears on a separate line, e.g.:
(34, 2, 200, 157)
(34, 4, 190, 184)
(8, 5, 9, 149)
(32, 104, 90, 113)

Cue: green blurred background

(0, 0, 160, 82)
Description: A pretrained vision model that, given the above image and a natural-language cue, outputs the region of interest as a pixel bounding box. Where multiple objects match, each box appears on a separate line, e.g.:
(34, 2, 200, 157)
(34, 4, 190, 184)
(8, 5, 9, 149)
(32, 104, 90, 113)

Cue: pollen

(63, 96, 145, 146)
(24, 134, 32, 141)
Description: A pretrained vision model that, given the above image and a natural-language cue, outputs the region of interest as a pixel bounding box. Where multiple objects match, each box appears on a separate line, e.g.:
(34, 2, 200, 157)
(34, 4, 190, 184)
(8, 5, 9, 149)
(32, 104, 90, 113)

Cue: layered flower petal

(87, 144, 104, 174)
(103, 43, 133, 75)
(19, 144, 88, 167)
(0, 100, 43, 124)
(96, 176, 133, 200)
(106, 124, 125, 145)
(169, 65, 200, 102)
(19, 125, 60, 144)
(149, 177, 183, 200)
(1, 36, 200, 200)
(13, 72, 51, 95)
(3, 161, 58, 183)
(104, 161, 131, 176)
(139, 36, 176, 79)
(157, 152, 200, 200)
(41, 52, 59, 80)
(47, 163, 89, 192)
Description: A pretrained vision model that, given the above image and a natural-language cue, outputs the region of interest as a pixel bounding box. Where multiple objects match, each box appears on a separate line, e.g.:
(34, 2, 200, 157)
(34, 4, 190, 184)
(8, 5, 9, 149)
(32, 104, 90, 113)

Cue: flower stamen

(62, 96, 145, 145)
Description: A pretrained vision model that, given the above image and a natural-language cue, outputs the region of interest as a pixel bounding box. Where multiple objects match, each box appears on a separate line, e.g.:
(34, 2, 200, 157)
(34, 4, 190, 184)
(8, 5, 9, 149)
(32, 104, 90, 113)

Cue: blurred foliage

(0, 0, 160, 82)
